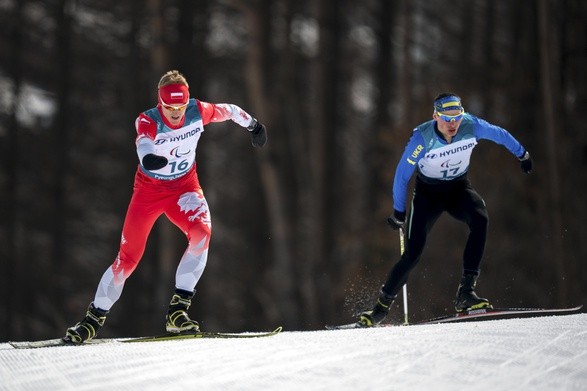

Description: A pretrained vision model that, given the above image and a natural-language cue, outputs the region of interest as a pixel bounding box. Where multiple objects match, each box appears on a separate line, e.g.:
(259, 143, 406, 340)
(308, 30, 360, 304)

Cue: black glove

(142, 153, 168, 170)
(247, 119, 267, 148)
(518, 151, 533, 174)
(387, 210, 406, 230)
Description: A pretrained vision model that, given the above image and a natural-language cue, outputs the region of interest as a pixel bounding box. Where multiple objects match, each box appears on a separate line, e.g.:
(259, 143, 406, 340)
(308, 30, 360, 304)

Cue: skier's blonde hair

(158, 70, 189, 88)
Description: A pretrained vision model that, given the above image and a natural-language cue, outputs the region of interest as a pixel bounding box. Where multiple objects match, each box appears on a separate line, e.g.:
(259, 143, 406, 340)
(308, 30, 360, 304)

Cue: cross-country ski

(326, 305, 583, 330)
(9, 327, 283, 349)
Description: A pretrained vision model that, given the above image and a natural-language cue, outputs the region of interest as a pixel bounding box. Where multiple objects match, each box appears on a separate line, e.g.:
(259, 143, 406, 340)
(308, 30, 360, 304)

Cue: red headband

(158, 83, 189, 106)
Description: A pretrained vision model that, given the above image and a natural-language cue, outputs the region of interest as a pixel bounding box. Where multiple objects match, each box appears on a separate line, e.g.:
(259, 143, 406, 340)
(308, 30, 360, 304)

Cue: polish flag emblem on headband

(158, 83, 190, 106)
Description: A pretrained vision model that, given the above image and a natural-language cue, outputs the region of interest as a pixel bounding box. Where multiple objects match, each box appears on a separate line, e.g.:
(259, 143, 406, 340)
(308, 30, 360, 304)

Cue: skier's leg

(359, 186, 442, 326)
(164, 189, 211, 332)
(166, 189, 212, 292)
(382, 191, 443, 296)
(65, 187, 163, 343)
(448, 183, 488, 275)
(447, 183, 491, 311)
(93, 189, 163, 310)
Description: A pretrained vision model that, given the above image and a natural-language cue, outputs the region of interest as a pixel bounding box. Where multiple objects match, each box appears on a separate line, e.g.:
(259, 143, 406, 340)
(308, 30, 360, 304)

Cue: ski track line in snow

(544, 350, 586, 375)
(498, 329, 571, 368)
(492, 326, 587, 389)
(520, 350, 587, 388)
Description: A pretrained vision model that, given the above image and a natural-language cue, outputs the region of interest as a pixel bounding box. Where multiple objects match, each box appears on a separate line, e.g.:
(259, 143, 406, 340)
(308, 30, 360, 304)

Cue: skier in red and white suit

(64, 70, 267, 343)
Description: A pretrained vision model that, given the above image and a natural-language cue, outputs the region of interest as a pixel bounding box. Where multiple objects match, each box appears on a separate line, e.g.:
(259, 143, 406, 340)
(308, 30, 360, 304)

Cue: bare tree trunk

(481, 1, 497, 114)
(375, 0, 393, 132)
(238, 0, 299, 327)
(51, 2, 75, 338)
(397, 0, 414, 127)
(559, 0, 587, 301)
(372, 0, 396, 214)
(298, 0, 340, 327)
(3, 0, 25, 340)
(537, 0, 567, 303)
(53, 0, 73, 270)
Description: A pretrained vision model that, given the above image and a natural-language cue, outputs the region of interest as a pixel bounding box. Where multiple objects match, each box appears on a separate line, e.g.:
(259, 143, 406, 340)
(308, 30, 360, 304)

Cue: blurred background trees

(1, 0, 585, 339)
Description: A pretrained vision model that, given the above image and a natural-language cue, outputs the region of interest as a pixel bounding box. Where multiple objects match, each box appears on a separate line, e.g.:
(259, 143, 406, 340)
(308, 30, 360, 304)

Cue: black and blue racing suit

(381, 113, 526, 297)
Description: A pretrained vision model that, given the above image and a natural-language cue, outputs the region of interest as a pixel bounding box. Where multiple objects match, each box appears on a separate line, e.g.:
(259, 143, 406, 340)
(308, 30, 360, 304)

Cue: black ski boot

(64, 303, 109, 344)
(166, 289, 200, 333)
(455, 273, 492, 312)
(358, 288, 397, 327)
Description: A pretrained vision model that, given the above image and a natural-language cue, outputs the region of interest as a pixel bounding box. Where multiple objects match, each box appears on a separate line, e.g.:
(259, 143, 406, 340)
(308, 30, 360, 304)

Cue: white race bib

(148, 121, 203, 180)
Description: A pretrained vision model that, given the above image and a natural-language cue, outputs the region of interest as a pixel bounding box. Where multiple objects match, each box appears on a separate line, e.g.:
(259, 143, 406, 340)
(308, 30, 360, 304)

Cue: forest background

(1, 0, 585, 340)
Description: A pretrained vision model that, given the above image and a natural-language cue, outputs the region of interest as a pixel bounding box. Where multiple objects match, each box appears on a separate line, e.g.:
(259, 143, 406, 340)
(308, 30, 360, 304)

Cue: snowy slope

(1, 314, 586, 391)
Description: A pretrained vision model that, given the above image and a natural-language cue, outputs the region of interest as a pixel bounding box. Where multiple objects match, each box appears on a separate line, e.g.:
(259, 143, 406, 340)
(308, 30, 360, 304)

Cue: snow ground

(1, 314, 586, 391)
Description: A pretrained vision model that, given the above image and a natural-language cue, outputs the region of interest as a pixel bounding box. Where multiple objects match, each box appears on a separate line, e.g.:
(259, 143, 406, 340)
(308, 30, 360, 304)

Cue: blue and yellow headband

(433, 95, 463, 113)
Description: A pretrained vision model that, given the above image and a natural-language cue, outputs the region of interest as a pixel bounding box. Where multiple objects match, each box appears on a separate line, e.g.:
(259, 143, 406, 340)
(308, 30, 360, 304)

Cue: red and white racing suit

(92, 99, 254, 310)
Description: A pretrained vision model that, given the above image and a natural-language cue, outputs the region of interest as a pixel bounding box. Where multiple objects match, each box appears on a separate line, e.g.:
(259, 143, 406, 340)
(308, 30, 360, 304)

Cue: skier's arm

(197, 100, 255, 127)
(473, 116, 532, 173)
(473, 116, 525, 158)
(392, 131, 425, 213)
(197, 100, 267, 147)
(135, 114, 168, 170)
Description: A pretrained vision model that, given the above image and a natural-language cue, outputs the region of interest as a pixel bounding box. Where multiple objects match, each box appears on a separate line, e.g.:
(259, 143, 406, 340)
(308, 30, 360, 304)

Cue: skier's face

(161, 103, 188, 126)
(434, 109, 463, 141)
